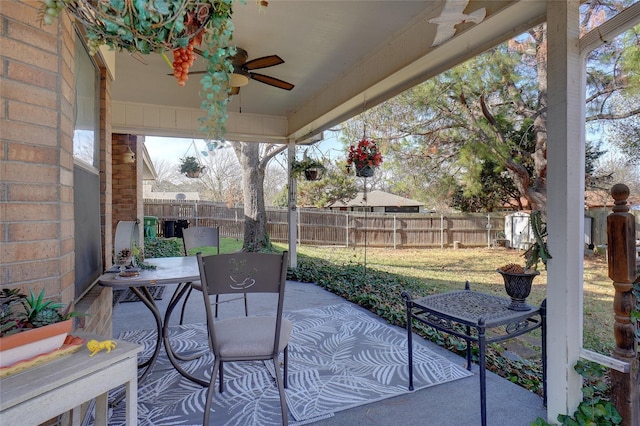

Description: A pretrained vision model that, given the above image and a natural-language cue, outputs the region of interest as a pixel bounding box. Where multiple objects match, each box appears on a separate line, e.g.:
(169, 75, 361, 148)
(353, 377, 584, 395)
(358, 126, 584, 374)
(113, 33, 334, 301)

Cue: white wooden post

(545, 1, 583, 419)
(287, 140, 297, 268)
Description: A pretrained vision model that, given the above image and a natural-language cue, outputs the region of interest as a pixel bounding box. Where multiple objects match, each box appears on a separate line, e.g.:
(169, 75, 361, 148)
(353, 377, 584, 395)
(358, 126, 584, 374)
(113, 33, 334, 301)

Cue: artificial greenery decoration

(40, 0, 236, 140)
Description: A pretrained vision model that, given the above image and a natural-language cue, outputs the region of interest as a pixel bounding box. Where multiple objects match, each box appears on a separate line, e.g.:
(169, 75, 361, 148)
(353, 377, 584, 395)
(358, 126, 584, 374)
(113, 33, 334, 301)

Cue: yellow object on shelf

(87, 339, 117, 356)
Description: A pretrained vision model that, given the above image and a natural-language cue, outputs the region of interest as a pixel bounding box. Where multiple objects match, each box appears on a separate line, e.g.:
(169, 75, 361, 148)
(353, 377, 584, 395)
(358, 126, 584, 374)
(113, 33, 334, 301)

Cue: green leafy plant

(524, 210, 552, 271)
(179, 156, 206, 177)
(1, 289, 84, 337)
(531, 360, 622, 426)
(291, 157, 326, 180)
(132, 244, 157, 270)
(40, 0, 236, 140)
(144, 237, 185, 258)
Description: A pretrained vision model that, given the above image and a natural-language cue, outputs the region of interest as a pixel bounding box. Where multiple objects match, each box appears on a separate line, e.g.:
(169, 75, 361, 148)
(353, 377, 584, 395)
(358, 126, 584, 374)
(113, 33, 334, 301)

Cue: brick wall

(112, 133, 145, 248)
(1, 1, 114, 337)
(0, 1, 74, 306)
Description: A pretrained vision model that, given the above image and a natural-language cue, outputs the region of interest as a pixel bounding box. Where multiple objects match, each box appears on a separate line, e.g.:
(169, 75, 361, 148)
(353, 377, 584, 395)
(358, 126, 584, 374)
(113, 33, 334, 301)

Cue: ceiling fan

(189, 47, 295, 95)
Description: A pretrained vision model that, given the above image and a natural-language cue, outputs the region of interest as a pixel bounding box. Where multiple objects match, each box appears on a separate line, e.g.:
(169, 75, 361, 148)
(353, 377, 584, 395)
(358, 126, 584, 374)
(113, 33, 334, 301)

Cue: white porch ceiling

(110, 0, 547, 143)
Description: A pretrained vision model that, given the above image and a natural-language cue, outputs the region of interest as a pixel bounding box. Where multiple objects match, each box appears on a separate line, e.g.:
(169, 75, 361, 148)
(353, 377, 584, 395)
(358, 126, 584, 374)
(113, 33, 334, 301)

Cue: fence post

(487, 213, 491, 248)
(440, 214, 444, 249)
(346, 213, 349, 247)
(393, 215, 397, 249)
(606, 183, 639, 426)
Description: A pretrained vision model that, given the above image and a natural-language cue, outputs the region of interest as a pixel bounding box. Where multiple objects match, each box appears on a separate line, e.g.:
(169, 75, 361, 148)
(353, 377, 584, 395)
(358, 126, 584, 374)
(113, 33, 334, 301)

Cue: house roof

(584, 190, 640, 209)
(329, 190, 424, 208)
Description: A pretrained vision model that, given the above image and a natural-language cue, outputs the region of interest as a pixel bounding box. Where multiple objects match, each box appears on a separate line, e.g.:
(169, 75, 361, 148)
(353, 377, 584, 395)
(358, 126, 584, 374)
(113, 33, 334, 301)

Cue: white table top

(0, 334, 141, 410)
(98, 256, 200, 288)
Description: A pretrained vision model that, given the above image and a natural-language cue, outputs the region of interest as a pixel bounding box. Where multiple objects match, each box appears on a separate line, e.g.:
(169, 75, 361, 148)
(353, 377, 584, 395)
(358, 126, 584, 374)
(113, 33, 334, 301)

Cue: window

(73, 33, 102, 300)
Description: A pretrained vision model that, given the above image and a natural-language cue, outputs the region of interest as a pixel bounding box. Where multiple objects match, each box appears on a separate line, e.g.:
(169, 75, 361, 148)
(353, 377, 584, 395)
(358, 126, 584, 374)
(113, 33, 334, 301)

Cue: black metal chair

(197, 251, 291, 425)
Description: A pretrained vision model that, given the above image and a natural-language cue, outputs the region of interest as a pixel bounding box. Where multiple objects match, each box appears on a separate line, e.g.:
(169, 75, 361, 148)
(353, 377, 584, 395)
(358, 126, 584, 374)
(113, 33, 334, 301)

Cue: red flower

(346, 139, 383, 172)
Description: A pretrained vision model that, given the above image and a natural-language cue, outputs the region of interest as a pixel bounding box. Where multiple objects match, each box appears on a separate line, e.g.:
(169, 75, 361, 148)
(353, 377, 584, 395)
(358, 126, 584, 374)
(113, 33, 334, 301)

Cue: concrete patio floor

(111, 280, 547, 426)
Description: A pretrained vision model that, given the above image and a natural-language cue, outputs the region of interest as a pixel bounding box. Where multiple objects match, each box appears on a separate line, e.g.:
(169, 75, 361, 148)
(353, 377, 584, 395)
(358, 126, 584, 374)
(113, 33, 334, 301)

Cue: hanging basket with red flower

(346, 139, 383, 177)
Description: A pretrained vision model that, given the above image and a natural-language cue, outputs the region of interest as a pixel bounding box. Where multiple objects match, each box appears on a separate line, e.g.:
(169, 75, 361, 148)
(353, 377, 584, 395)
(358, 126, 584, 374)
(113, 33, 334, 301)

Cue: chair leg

(214, 294, 220, 318)
(283, 346, 288, 389)
(203, 359, 220, 426)
(219, 360, 224, 393)
(179, 286, 193, 325)
(243, 293, 248, 316)
(272, 357, 289, 426)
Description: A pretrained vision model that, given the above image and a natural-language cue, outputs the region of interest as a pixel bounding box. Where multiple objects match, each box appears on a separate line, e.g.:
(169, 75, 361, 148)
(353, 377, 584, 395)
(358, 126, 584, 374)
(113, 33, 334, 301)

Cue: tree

(197, 148, 243, 204)
(296, 163, 358, 208)
(231, 141, 286, 252)
(341, 2, 640, 213)
(150, 158, 183, 191)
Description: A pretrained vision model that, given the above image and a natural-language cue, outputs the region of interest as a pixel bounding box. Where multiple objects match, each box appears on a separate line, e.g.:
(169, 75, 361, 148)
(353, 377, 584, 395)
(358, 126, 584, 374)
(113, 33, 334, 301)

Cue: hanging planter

(355, 165, 374, 177)
(291, 155, 326, 181)
(346, 139, 383, 177)
(179, 156, 205, 178)
(40, 0, 237, 140)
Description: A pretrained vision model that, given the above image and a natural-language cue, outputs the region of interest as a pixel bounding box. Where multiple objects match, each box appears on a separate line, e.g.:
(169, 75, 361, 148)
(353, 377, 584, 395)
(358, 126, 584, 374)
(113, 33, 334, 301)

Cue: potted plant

(0, 289, 83, 368)
(291, 155, 326, 181)
(179, 156, 206, 178)
(346, 139, 383, 177)
(497, 210, 551, 311)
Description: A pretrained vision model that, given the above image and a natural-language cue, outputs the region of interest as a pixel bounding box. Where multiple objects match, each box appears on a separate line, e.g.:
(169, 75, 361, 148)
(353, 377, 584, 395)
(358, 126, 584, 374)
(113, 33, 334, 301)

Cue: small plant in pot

(497, 210, 551, 311)
(1, 289, 85, 368)
(179, 156, 205, 178)
(291, 156, 326, 181)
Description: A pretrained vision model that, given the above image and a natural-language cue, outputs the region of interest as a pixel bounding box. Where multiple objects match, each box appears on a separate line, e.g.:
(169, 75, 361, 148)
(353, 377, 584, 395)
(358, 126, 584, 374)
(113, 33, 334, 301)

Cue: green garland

(40, 0, 236, 140)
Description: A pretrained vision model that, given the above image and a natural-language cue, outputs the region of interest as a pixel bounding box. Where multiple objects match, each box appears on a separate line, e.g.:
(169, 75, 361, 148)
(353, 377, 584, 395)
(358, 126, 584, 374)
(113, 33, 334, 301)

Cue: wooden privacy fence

(144, 200, 509, 248)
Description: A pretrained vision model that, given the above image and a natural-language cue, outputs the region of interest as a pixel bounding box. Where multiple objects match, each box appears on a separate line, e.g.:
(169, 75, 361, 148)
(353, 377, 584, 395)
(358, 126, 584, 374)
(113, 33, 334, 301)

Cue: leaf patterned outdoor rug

(107, 303, 472, 425)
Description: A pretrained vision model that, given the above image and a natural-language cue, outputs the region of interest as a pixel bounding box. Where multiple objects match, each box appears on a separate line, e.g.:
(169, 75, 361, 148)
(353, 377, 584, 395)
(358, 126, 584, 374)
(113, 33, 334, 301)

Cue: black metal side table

(402, 285, 546, 426)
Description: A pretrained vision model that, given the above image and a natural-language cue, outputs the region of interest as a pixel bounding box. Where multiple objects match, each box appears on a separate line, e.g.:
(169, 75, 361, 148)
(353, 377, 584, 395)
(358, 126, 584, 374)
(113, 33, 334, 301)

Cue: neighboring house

(328, 190, 424, 213)
(584, 190, 640, 244)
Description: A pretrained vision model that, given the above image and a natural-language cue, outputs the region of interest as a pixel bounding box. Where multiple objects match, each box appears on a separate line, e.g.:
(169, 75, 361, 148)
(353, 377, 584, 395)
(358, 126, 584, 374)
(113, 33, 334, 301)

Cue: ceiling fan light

(230, 73, 249, 87)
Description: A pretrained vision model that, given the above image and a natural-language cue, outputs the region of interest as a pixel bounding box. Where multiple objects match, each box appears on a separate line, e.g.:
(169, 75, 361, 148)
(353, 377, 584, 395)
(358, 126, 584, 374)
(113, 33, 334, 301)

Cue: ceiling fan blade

(250, 73, 294, 90)
(244, 55, 284, 70)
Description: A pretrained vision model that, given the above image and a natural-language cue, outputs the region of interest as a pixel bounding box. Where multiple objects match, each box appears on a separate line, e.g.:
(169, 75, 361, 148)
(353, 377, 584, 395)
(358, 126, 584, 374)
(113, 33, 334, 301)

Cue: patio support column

(288, 139, 298, 268)
(545, 0, 584, 420)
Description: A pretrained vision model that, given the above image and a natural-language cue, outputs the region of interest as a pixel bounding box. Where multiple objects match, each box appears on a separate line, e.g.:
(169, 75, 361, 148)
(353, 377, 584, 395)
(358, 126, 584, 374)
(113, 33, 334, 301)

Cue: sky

(144, 133, 345, 168)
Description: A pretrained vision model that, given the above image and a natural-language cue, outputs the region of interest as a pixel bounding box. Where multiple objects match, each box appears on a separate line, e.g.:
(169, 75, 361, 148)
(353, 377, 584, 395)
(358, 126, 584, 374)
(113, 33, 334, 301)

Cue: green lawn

(279, 243, 616, 354)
